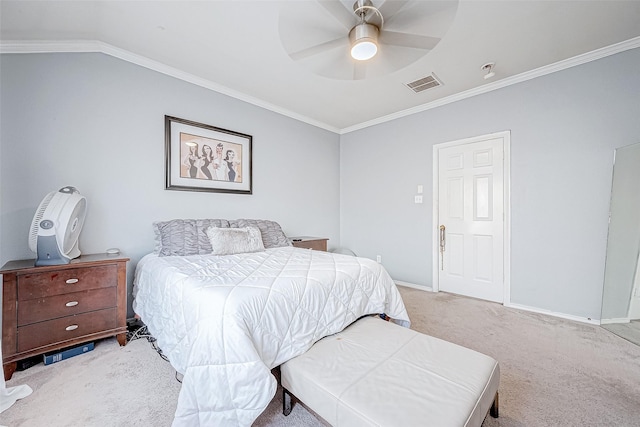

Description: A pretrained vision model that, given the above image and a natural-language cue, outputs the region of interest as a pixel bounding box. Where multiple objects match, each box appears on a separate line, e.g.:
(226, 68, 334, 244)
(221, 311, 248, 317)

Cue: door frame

(628, 253, 640, 320)
(432, 131, 512, 304)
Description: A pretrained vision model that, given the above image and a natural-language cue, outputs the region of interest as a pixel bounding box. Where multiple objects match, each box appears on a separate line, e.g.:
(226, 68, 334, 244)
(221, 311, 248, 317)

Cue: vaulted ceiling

(2, 1, 639, 133)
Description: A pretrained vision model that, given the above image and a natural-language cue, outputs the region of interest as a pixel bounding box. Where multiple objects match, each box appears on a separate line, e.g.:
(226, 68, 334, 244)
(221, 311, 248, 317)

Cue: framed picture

(165, 116, 252, 194)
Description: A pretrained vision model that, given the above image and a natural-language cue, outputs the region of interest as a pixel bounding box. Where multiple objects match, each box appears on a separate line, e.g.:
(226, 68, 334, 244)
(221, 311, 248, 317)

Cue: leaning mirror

(601, 142, 640, 345)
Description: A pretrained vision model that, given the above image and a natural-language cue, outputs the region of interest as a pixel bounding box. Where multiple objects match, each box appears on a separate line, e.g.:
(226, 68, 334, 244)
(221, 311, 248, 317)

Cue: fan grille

(29, 191, 56, 252)
(62, 198, 87, 253)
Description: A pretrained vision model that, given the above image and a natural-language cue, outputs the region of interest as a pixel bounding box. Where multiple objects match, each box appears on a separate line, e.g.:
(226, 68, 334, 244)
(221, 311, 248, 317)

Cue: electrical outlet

(376, 255, 382, 263)
(414, 195, 423, 204)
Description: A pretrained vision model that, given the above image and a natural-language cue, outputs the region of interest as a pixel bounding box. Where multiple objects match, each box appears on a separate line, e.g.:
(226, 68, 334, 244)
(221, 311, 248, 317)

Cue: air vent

(405, 74, 443, 93)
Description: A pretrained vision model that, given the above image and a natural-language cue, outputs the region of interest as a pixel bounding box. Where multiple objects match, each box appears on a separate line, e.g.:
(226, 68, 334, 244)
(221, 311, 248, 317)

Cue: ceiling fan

(279, 0, 459, 81)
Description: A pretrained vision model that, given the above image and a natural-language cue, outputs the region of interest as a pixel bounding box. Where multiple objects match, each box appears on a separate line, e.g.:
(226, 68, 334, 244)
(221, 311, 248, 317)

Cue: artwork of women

(200, 145, 214, 180)
(182, 143, 200, 178)
(212, 143, 228, 181)
(225, 149, 240, 182)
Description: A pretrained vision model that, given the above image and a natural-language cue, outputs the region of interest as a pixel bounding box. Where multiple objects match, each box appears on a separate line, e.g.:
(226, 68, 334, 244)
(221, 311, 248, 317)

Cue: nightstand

(290, 236, 329, 252)
(1, 253, 129, 380)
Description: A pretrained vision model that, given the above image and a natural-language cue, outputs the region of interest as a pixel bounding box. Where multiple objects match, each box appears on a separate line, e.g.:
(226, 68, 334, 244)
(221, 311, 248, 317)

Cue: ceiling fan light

(349, 23, 379, 61)
(351, 40, 377, 61)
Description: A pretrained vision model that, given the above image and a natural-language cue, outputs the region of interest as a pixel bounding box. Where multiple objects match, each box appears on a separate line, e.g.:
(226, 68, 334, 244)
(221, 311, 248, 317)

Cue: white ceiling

(2, 1, 640, 133)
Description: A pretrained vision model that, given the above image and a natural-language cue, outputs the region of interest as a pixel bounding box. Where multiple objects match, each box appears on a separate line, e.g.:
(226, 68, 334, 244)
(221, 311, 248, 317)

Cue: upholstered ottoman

(280, 316, 499, 427)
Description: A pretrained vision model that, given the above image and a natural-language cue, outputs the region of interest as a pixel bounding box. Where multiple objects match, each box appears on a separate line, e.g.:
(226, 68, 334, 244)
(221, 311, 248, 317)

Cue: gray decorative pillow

(153, 219, 230, 256)
(206, 226, 265, 255)
(230, 219, 292, 249)
(153, 218, 291, 256)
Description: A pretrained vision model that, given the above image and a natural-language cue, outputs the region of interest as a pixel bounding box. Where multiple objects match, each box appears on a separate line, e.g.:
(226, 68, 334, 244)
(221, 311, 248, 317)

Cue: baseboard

(394, 280, 433, 292)
(600, 317, 631, 325)
(505, 302, 601, 325)
(393, 284, 600, 325)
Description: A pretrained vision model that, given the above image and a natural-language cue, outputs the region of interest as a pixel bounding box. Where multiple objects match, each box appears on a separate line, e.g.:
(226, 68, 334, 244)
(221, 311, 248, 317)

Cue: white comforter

(133, 246, 410, 426)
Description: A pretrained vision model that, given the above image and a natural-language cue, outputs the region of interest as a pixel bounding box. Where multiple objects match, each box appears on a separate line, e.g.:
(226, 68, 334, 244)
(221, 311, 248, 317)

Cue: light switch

(417, 185, 423, 194)
(414, 195, 423, 204)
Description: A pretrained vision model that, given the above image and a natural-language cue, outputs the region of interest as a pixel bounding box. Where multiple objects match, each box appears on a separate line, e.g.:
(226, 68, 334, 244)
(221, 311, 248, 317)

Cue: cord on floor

(127, 322, 180, 382)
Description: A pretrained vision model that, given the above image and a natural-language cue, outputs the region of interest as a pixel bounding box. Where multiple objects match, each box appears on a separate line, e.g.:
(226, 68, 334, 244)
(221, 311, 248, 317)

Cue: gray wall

(601, 143, 640, 320)
(340, 48, 640, 321)
(3, 48, 640, 323)
(0, 53, 341, 316)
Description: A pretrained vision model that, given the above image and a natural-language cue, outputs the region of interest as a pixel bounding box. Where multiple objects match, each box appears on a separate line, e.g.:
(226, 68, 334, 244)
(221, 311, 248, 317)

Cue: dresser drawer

(17, 307, 117, 352)
(17, 287, 116, 326)
(18, 265, 117, 300)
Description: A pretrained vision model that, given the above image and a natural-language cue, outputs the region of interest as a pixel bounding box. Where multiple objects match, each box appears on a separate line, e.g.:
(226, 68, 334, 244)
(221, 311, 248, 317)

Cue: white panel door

(437, 137, 504, 302)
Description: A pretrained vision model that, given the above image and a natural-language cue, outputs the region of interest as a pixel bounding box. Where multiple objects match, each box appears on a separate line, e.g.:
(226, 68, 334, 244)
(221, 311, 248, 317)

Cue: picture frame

(165, 115, 252, 194)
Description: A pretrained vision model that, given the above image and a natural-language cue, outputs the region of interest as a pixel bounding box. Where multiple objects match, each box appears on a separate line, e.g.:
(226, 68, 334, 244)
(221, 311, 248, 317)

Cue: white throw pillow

(206, 226, 265, 255)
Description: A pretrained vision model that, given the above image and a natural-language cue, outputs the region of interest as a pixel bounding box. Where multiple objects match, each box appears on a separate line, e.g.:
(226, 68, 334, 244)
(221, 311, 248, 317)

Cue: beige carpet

(3, 286, 640, 427)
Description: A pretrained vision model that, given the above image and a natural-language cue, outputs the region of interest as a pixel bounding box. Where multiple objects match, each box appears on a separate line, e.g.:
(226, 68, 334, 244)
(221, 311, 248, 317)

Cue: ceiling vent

(405, 74, 443, 93)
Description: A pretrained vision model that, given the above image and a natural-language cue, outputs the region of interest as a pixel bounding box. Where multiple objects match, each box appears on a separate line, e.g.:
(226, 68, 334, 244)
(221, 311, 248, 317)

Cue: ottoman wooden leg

(490, 391, 499, 418)
(283, 388, 293, 416)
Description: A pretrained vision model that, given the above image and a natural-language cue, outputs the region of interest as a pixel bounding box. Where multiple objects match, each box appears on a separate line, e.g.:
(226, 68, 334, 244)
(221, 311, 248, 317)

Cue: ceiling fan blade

(290, 36, 347, 61)
(379, 31, 440, 50)
(378, 0, 410, 21)
(353, 61, 367, 80)
(317, 0, 355, 30)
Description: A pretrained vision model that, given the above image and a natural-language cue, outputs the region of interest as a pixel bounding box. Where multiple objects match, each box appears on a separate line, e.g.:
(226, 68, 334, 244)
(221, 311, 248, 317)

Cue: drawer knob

(65, 278, 79, 284)
(65, 301, 79, 307)
(65, 325, 79, 331)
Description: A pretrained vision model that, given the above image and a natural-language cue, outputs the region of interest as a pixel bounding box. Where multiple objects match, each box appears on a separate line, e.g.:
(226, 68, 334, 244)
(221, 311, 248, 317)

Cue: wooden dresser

(1, 253, 129, 380)
(291, 236, 329, 252)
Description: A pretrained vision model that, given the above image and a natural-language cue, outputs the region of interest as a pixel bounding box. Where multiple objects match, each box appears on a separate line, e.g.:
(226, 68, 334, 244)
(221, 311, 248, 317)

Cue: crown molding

(340, 36, 640, 134)
(0, 40, 341, 134)
(2, 37, 638, 135)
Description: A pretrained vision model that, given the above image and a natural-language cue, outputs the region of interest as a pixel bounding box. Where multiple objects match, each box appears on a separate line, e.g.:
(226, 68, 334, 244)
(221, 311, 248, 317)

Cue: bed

(132, 219, 410, 426)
